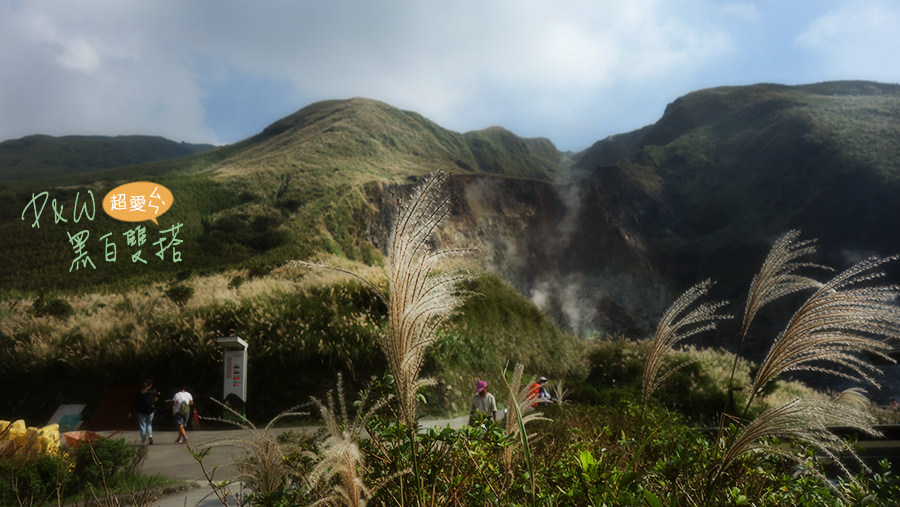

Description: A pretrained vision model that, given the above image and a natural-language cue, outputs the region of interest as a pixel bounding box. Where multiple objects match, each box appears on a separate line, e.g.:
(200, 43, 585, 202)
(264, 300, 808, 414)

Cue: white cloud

(796, 1, 900, 81)
(0, 1, 211, 142)
(0, 0, 736, 148)
(57, 40, 102, 72)
(721, 3, 759, 23)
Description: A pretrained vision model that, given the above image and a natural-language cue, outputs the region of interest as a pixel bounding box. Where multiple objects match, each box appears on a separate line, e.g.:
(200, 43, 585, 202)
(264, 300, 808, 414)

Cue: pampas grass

(748, 255, 900, 408)
(641, 279, 730, 408)
(294, 171, 474, 427)
(717, 390, 881, 498)
(641, 230, 900, 496)
(384, 172, 474, 426)
(550, 378, 570, 406)
(308, 374, 390, 507)
(194, 399, 309, 500)
(738, 230, 827, 341)
(724, 230, 829, 417)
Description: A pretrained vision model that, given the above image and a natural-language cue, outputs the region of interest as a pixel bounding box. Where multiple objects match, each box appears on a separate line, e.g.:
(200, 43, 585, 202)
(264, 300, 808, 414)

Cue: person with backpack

(171, 386, 194, 444)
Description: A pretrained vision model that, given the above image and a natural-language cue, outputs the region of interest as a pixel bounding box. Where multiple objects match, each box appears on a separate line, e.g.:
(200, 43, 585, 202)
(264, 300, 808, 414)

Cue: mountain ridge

(2, 81, 900, 343)
(206, 97, 569, 182)
(0, 134, 215, 181)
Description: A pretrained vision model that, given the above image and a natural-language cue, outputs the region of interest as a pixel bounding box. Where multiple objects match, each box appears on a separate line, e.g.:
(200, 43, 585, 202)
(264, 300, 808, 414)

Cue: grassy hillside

(0, 98, 568, 295)
(0, 98, 585, 423)
(0, 134, 214, 181)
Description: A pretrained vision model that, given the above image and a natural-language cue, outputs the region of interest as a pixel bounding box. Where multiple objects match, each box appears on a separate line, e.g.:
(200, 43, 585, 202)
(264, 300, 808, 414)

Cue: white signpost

(217, 336, 248, 416)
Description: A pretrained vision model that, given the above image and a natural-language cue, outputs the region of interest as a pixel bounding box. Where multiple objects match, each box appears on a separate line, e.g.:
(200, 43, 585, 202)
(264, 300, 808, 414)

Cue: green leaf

(579, 450, 596, 471)
(643, 489, 663, 507)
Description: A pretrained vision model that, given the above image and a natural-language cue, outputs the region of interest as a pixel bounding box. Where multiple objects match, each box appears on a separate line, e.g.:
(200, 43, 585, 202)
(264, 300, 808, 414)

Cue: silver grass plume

(551, 378, 570, 407)
(309, 374, 388, 507)
(719, 391, 881, 490)
(642, 279, 730, 408)
(749, 255, 900, 403)
(292, 171, 474, 427)
(195, 399, 308, 498)
(833, 386, 871, 410)
(725, 230, 828, 417)
(385, 171, 474, 426)
(739, 230, 827, 341)
(502, 363, 550, 472)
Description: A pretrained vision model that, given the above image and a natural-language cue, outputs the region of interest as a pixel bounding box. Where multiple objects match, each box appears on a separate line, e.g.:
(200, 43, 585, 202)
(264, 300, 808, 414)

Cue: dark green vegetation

(203, 390, 900, 506)
(0, 437, 168, 506)
(0, 134, 214, 180)
(0, 98, 568, 293)
(191, 222, 900, 506)
(576, 81, 900, 301)
(3, 80, 900, 412)
(4, 83, 900, 338)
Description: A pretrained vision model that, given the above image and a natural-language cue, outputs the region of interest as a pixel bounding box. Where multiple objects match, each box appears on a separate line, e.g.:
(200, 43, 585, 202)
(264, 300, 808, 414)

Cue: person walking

(171, 386, 194, 444)
(539, 377, 553, 404)
(128, 378, 158, 445)
(469, 380, 497, 424)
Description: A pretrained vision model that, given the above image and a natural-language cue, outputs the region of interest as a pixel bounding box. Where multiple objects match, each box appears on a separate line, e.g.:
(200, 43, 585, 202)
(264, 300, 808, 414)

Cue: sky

(1, 0, 899, 153)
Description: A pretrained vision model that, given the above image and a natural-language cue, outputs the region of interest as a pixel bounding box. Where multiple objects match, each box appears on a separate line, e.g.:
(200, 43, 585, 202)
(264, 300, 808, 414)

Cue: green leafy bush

(70, 437, 137, 486)
(0, 453, 72, 506)
(208, 394, 900, 506)
(0, 438, 145, 506)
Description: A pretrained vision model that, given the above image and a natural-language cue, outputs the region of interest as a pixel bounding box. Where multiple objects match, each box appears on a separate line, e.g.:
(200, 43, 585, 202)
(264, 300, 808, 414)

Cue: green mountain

(0, 98, 570, 294)
(0, 134, 215, 180)
(3, 83, 900, 341)
(575, 81, 900, 290)
(0, 99, 581, 422)
(200, 97, 567, 185)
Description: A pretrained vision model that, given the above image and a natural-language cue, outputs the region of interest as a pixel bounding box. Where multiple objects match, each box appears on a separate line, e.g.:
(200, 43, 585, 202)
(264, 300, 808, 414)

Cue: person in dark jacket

(128, 378, 159, 445)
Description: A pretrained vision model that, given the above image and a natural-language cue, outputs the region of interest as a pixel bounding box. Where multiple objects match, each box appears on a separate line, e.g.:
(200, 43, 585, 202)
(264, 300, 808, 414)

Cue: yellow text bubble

(102, 182, 174, 225)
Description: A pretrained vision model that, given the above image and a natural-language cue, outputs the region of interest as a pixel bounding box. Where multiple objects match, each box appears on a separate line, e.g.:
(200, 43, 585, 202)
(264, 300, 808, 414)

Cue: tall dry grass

(737, 230, 826, 342)
(295, 171, 474, 427)
(642, 230, 900, 493)
(193, 399, 308, 501)
(384, 172, 474, 426)
(644, 231, 899, 415)
(714, 253, 900, 490)
(723, 230, 829, 417)
(747, 255, 900, 410)
(308, 374, 390, 507)
(501, 363, 549, 473)
(641, 279, 730, 409)
(644, 231, 900, 500)
(715, 389, 880, 499)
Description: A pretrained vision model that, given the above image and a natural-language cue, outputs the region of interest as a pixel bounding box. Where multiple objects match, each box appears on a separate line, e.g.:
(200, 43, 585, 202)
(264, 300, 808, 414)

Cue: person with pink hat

(469, 379, 497, 424)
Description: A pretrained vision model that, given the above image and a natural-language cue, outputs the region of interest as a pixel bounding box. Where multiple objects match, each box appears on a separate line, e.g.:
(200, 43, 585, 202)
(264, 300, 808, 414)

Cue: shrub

(228, 275, 244, 290)
(164, 284, 194, 307)
(0, 453, 72, 506)
(70, 437, 136, 487)
(30, 295, 73, 319)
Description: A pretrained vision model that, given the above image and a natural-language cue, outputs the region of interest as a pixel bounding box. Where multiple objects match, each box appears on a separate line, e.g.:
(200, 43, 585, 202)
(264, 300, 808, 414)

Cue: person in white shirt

(469, 380, 497, 424)
(171, 386, 194, 444)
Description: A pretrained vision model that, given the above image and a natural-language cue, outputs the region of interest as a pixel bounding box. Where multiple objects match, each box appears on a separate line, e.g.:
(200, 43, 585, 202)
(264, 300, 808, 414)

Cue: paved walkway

(118, 415, 468, 506)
